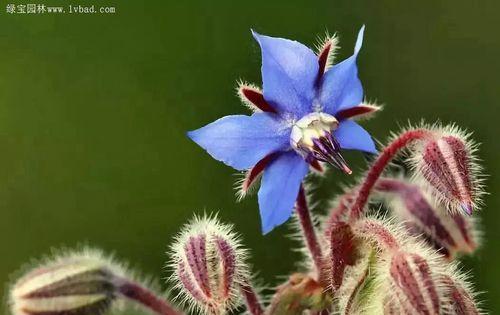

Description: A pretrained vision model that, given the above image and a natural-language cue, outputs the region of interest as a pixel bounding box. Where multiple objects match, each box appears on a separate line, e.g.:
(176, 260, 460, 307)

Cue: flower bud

(411, 129, 482, 214)
(9, 250, 120, 315)
(377, 178, 479, 259)
(388, 251, 441, 315)
(169, 215, 249, 314)
(442, 276, 480, 315)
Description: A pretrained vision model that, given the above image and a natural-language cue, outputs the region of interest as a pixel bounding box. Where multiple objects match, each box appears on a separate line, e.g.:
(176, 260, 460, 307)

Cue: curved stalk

(116, 278, 183, 315)
(349, 129, 433, 220)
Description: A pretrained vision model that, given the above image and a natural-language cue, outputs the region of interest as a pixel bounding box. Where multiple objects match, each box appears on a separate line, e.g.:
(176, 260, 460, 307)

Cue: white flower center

(290, 112, 351, 174)
(290, 112, 339, 149)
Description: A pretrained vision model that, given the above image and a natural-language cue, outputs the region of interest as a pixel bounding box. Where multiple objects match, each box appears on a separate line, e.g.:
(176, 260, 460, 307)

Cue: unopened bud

(9, 250, 119, 315)
(377, 178, 479, 259)
(411, 130, 482, 214)
(170, 215, 249, 314)
(442, 276, 480, 315)
(388, 251, 441, 315)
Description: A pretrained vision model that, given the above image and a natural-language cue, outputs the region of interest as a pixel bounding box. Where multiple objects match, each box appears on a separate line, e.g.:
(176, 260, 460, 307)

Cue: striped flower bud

(356, 220, 453, 315)
(377, 178, 479, 259)
(410, 127, 483, 215)
(169, 215, 249, 314)
(9, 250, 120, 315)
(442, 276, 481, 315)
(388, 251, 441, 315)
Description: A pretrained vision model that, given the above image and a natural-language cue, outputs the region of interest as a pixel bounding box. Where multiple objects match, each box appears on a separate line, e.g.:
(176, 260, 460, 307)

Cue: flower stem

(296, 185, 325, 281)
(240, 281, 264, 315)
(117, 278, 182, 315)
(349, 129, 432, 220)
(324, 190, 356, 238)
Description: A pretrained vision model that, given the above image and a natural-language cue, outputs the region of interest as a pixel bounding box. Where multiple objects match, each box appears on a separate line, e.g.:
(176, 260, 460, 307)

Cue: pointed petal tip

(186, 129, 198, 141)
(251, 29, 261, 42)
(261, 223, 273, 235)
(354, 25, 365, 54)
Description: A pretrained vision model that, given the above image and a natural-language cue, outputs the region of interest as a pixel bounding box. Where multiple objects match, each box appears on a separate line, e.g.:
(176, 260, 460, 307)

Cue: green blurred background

(0, 0, 498, 313)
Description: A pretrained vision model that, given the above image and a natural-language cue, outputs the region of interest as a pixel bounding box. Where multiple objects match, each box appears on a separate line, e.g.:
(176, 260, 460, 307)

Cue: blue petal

(257, 151, 309, 234)
(188, 113, 290, 171)
(334, 119, 377, 154)
(319, 26, 365, 115)
(252, 30, 319, 118)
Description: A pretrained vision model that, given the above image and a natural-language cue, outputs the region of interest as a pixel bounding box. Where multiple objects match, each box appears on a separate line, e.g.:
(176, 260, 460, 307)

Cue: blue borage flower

(189, 26, 380, 234)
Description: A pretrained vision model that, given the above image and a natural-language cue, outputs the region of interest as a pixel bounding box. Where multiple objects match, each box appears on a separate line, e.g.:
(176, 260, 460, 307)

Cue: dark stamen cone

(10, 252, 118, 315)
(310, 133, 352, 174)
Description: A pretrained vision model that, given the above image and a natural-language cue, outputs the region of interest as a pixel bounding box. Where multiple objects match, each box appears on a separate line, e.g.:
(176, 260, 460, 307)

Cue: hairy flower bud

(377, 178, 479, 259)
(442, 276, 481, 315)
(388, 251, 441, 315)
(410, 127, 482, 214)
(169, 215, 249, 314)
(9, 250, 120, 315)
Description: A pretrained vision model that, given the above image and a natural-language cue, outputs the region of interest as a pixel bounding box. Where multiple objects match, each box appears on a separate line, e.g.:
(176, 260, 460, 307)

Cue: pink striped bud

(169, 215, 249, 314)
(411, 129, 482, 215)
(9, 250, 120, 315)
(388, 252, 441, 315)
(442, 276, 480, 315)
(377, 178, 479, 259)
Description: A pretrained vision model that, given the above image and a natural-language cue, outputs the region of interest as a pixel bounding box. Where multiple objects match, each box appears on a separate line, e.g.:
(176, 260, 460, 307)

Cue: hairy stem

(324, 190, 356, 238)
(296, 185, 326, 282)
(240, 281, 264, 315)
(349, 129, 432, 220)
(117, 279, 182, 315)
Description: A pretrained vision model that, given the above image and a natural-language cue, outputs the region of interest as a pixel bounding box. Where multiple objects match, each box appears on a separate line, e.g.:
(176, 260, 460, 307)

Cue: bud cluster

(334, 218, 480, 315)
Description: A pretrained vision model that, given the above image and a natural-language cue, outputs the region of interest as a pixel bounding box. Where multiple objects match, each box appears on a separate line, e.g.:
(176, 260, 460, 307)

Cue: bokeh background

(0, 0, 498, 313)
